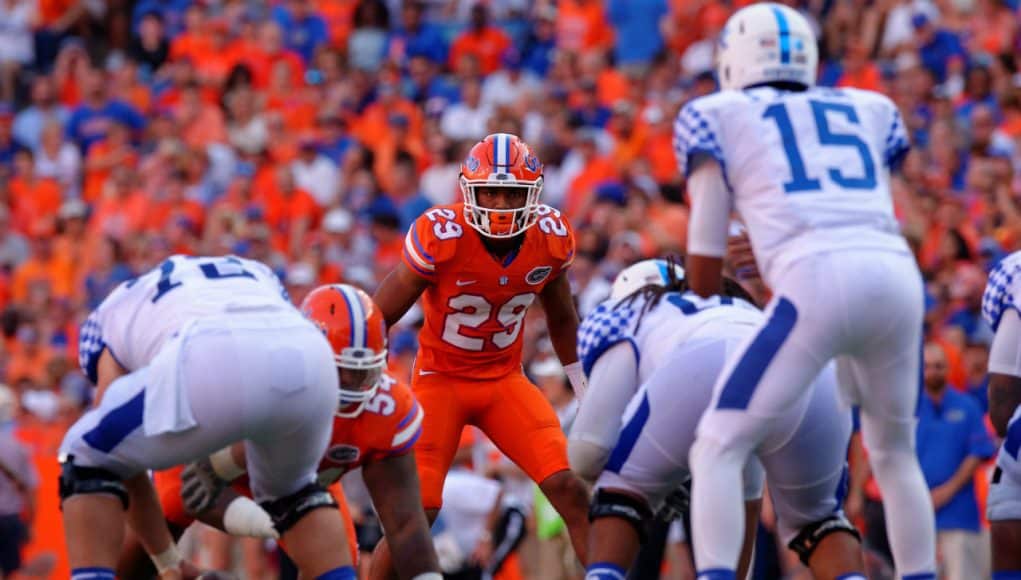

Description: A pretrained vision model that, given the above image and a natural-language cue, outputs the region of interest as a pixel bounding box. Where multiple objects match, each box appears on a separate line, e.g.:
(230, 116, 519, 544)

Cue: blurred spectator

(917, 342, 995, 580)
(481, 49, 541, 109)
(0, 106, 25, 170)
(440, 77, 491, 141)
(348, 0, 390, 72)
(0, 0, 34, 102)
(607, 0, 668, 70)
(383, 151, 432, 230)
(912, 11, 967, 84)
(65, 69, 145, 153)
(556, 0, 613, 53)
(293, 137, 340, 207)
(448, 3, 511, 76)
(0, 383, 37, 579)
(129, 10, 170, 76)
(387, 0, 447, 66)
(0, 207, 27, 272)
(272, 0, 330, 64)
(13, 76, 69, 150)
(10, 149, 62, 233)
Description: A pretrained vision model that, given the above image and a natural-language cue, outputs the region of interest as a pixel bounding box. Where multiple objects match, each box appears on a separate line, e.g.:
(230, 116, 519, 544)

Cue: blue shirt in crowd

(66, 101, 146, 153)
(272, 5, 330, 64)
(608, 0, 668, 66)
(916, 387, 996, 532)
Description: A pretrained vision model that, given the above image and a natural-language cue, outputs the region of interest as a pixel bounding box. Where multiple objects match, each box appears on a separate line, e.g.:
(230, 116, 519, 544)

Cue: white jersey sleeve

(983, 251, 1021, 333)
(673, 98, 730, 182)
(78, 255, 293, 382)
(576, 301, 640, 376)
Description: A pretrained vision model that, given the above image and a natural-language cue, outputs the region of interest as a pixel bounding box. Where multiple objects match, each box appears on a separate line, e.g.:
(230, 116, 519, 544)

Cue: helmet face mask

(716, 3, 818, 92)
(461, 180, 543, 239)
(460, 133, 544, 239)
(336, 364, 384, 418)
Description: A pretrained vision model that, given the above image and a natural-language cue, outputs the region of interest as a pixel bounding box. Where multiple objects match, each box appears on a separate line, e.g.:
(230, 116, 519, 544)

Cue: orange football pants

(152, 466, 359, 563)
(411, 370, 570, 509)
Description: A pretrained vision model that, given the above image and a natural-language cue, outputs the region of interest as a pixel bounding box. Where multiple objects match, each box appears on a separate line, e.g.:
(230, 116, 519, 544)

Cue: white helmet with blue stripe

(610, 259, 686, 301)
(716, 2, 817, 91)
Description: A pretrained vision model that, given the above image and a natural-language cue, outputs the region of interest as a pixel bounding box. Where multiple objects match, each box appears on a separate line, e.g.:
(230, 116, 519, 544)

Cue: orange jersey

(314, 373, 424, 485)
(402, 203, 575, 379)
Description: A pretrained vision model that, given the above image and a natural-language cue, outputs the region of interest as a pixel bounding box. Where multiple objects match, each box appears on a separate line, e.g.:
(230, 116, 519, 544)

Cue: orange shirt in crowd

(837, 64, 884, 92)
(352, 98, 423, 147)
(448, 26, 512, 75)
(6, 343, 54, 384)
(565, 156, 620, 219)
(597, 68, 630, 107)
(178, 105, 228, 148)
(9, 177, 62, 234)
(316, 0, 359, 47)
(170, 32, 215, 64)
(83, 141, 139, 203)
(557, 0, 614, 52)
(89, 189, 151, 239)
(145, 197, 206, 233)
(242, 48, 305, 89)
(11, 253, 75, 302)
(644, 131, 680, 184)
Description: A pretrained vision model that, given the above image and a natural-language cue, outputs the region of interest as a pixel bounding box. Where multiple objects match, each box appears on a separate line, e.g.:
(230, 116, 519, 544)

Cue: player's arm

(685, 160, 731, 299)
(124, 473, 186, 576)
(374, 261, 431, 329)
(179, 444, 279, 538)
(539, 272, 587, 396)
(93, 349, 128, 405)
(362, 452, 441, 577)
(989, 309, 1021, 436)
(568, 342, 639, 483)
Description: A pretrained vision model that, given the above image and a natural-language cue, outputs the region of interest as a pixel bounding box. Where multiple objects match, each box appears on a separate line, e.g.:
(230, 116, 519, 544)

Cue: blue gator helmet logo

(465, 155, 481, 172)
(524, 154, 541, 172)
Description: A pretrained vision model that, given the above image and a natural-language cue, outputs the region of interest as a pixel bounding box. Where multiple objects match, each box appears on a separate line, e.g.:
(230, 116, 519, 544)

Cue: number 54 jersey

(403, 203, 575, 379)
(674, 86, 913, 286)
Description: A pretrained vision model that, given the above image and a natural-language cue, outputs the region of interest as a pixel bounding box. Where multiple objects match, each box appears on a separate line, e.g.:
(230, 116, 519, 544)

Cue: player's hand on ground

(656, 477, 691, 522)
(181, 458, 227, 514)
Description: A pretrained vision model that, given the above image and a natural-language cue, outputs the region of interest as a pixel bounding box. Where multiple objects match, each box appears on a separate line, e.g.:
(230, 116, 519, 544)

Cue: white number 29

(426, 208, 463, 240)
(536, 206, 568, 237)
(442, 293, 535, 351)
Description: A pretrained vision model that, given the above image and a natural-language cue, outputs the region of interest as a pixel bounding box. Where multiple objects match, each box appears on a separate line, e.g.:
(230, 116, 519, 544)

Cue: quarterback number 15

(763, 100, 877, 193)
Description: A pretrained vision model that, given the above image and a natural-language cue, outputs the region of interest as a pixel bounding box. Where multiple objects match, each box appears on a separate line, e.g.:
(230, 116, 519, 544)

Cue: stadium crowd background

(0, 0, 1017, 578)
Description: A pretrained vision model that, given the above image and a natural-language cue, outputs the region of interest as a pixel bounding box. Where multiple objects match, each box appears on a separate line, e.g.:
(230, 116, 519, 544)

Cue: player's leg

(690, 293, 834, 577)
(477, 372, 590, 564)
(989, 407, 1021, 577)
(368, 373, 468, 580)
(759, 366, 862, 579)
(242, 326, 354, 579)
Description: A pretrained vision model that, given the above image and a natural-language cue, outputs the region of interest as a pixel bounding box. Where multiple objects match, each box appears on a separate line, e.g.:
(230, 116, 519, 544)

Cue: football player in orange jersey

(372, 133, 591, 575)
(119, 285, 441, 580)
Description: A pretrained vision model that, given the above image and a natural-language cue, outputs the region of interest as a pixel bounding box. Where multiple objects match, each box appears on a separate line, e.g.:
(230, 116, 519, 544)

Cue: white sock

(690, 435, 748, 572)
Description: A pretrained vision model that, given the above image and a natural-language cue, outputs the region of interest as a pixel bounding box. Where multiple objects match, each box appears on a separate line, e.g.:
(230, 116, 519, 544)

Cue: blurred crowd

(0, 0, 1018, 577)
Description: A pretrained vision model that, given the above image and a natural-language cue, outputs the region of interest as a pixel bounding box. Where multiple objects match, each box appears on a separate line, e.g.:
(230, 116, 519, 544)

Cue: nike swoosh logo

(455, 280, 477, 286)
(418, 370, 437, 376)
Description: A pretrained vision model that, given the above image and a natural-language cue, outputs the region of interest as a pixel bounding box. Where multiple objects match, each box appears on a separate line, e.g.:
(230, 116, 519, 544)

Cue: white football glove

(181, 458, 226, 515)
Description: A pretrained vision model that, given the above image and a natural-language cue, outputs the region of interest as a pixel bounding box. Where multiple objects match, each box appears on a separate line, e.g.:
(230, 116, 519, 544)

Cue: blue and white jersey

(983, 251, 1021, 333)
(79, 255, 293, 383)
(577, 291, 761, 383)
(674, 86, 912, 286)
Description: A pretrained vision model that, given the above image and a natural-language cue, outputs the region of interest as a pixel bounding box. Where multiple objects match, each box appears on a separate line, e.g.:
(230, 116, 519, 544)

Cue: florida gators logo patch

(325, 444, 361, 464)
(524, 154, 541, 172)
(465, 156, 481, 172)
(526, 266, 553, 285)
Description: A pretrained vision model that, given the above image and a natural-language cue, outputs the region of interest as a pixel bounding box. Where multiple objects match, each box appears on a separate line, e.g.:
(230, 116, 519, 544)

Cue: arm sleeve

(686, 161, 731, 258)
(673, 100, 728, 179)
(568, 342, 639, 481)
(883, 103, 911, 171)
(989, 308, 1021, 377)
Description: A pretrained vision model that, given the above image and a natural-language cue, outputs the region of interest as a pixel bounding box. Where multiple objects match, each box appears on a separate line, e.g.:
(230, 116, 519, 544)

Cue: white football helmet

(716, 3, 817, 91)
(610, 259, 686, 301)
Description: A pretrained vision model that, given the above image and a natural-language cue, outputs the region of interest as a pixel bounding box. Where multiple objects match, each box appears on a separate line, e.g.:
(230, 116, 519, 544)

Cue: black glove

(181, 458, 227, 515)
(656, 475, 692, 522)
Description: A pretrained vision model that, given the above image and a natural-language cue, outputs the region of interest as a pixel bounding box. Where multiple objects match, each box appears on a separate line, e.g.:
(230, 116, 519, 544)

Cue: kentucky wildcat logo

(526, 266, 553, 285)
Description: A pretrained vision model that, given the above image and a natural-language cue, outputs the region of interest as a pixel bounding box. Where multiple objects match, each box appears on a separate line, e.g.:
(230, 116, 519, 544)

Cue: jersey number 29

(442, 293, 535, 351)
(763, 100, 877, 194)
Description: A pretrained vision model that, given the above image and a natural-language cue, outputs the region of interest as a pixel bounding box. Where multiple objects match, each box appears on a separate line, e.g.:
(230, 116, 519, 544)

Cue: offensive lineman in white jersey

(981, 251, 1021, 579)
(570, 259, 861, 580)
(59, 255, 359, 580)
(677, 4, 936, 579)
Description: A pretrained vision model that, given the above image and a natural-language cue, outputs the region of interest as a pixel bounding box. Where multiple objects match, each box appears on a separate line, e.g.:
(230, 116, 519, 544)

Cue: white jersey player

(570, 260, 859, 580)
(678, 4, 936, 579)
(981, 250, 1021, 577)
(59, 255, 359, 580)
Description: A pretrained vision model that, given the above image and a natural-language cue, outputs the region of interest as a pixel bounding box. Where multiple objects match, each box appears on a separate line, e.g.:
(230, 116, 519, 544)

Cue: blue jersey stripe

(82, 390, 145, 453)
(606, 392, 651, 472)
(1005, 412, 1021, 459)
(716, 297, 798, 410)
(772, 6, 791, 64)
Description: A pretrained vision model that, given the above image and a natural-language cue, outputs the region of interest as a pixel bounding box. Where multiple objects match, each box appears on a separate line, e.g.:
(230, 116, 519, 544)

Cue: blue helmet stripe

(336, 286, 365, 349)
(656, 260, 671, 285)
(772, 6, 791, 64)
